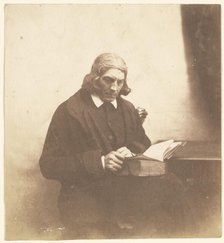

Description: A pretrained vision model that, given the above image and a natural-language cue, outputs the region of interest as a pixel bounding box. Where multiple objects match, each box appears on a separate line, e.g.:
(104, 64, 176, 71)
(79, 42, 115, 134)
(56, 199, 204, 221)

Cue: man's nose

(110, 81, 118, 91)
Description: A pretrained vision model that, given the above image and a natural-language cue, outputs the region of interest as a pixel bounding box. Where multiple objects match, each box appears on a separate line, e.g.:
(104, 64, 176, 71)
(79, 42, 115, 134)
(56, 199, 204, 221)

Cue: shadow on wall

(181, 4, 221, 142)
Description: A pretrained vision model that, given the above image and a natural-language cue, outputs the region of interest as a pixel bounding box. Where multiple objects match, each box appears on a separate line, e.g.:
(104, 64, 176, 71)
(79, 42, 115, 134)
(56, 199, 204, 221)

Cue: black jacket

(39, 89, 191, 231)
(39, 89, 151, 185)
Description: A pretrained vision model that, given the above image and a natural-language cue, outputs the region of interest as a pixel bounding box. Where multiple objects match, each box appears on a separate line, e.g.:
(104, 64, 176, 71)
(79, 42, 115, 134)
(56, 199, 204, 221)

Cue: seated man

(39, 53, 194, 239)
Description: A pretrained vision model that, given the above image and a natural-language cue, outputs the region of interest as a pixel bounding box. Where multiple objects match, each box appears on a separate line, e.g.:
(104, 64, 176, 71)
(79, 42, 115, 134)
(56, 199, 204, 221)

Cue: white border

(0, 1, 223, 243)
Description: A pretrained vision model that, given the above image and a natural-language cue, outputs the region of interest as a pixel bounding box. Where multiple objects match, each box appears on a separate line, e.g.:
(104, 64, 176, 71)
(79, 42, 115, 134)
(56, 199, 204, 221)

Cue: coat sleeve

(39, 103, 105, 183)
(127, 107, 151, 154)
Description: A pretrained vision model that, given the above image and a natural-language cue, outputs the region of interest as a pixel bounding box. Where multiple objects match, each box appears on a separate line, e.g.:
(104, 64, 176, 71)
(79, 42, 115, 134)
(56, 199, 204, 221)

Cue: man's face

(95, 68, 125, 102)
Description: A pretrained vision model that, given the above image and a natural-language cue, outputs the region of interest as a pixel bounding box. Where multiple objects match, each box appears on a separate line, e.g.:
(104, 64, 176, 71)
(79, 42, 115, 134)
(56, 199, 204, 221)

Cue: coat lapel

(67, 89, 114, 154)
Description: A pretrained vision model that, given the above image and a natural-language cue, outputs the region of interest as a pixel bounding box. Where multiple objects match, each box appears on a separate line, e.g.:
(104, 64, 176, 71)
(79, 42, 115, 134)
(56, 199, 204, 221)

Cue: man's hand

(136, 107, 148, 124)
(104, 151, 124, 173)
(116, 146, 133, 158)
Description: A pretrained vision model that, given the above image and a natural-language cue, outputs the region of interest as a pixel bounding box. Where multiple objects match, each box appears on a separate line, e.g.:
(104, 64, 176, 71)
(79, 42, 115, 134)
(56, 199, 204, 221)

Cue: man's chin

(102, 95, 117, 102)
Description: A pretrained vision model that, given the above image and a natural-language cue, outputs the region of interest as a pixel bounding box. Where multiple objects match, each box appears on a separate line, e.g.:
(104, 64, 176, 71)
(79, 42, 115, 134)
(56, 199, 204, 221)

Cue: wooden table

(171, 141, 221, 161)
(167, 141, 221, 236)
(168, 140, 221, 192)
(167, 141, 221, 229)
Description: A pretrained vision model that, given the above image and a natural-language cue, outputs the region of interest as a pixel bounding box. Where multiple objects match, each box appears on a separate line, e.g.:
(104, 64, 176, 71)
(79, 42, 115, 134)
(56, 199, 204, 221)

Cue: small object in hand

(136, 107, 148, 123)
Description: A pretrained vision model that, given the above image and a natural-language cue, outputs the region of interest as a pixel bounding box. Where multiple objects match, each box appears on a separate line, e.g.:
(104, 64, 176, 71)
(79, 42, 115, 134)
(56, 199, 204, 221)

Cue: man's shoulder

(66, 89, 90, 118)
(119, 96, 136, 111)
(66, 89, 84, 105)
(52, 89, 84, 117)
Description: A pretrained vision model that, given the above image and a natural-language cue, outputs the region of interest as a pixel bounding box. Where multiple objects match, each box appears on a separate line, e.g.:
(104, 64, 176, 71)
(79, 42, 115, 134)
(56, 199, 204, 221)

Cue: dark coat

(39, 89, 151, 227)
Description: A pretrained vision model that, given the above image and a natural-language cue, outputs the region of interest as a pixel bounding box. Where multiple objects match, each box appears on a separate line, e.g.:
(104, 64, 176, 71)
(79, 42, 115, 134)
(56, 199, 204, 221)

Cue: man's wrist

(101, 155, 105, 169)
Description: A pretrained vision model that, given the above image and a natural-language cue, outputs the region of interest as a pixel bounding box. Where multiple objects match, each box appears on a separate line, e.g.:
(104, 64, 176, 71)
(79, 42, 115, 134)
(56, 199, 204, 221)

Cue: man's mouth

(105, 93, 117, 98)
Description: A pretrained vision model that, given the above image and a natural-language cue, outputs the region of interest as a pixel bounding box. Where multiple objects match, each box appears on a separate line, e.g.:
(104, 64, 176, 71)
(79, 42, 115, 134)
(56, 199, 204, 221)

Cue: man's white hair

(82, 53, 131, 96)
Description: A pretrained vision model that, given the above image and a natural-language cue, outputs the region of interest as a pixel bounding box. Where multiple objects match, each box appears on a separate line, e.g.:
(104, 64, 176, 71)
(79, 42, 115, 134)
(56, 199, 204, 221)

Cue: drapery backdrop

(5, 4, 221, 239)
(181, 4, 221, 140)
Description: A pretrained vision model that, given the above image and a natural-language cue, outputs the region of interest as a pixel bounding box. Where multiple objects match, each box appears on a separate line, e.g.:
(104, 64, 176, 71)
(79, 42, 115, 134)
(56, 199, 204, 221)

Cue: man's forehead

(102, 68, 125, 79)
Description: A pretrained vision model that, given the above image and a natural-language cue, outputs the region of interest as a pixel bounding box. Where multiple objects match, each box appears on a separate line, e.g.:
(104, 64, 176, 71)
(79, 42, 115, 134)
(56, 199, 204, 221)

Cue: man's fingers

(116, 147, 133, 157)
(109, 161, 122, 170)
(111, 155, 124, 165)
(104, 151, 125, 172)
(117, 147, 126, 153)
(112, 151, 125, 161)
(106, 160, 122, 172)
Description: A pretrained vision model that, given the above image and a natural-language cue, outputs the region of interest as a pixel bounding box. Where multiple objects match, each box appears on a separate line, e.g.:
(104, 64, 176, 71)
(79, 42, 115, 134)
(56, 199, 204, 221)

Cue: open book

(127, 139, 186, 162)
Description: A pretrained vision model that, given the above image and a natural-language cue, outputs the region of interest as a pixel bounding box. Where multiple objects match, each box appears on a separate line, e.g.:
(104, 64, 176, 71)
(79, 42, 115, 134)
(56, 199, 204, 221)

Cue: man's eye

(118, 80, 124, 85)
(102, 77, 124, 85)
(103, 77, 114, 83)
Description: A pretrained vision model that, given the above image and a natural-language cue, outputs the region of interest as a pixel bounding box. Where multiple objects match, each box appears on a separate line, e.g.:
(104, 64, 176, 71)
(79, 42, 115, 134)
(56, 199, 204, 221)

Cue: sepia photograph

(4, 3, 221, 240)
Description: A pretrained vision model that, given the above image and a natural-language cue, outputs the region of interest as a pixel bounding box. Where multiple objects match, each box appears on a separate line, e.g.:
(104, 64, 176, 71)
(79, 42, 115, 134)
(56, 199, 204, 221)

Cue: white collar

(91, 94, 118, 109)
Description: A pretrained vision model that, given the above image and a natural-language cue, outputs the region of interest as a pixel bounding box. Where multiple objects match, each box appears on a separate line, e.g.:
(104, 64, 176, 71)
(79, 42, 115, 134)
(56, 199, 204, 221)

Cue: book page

(143, 139, 174, 161)
(164, 141, 183, 159)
